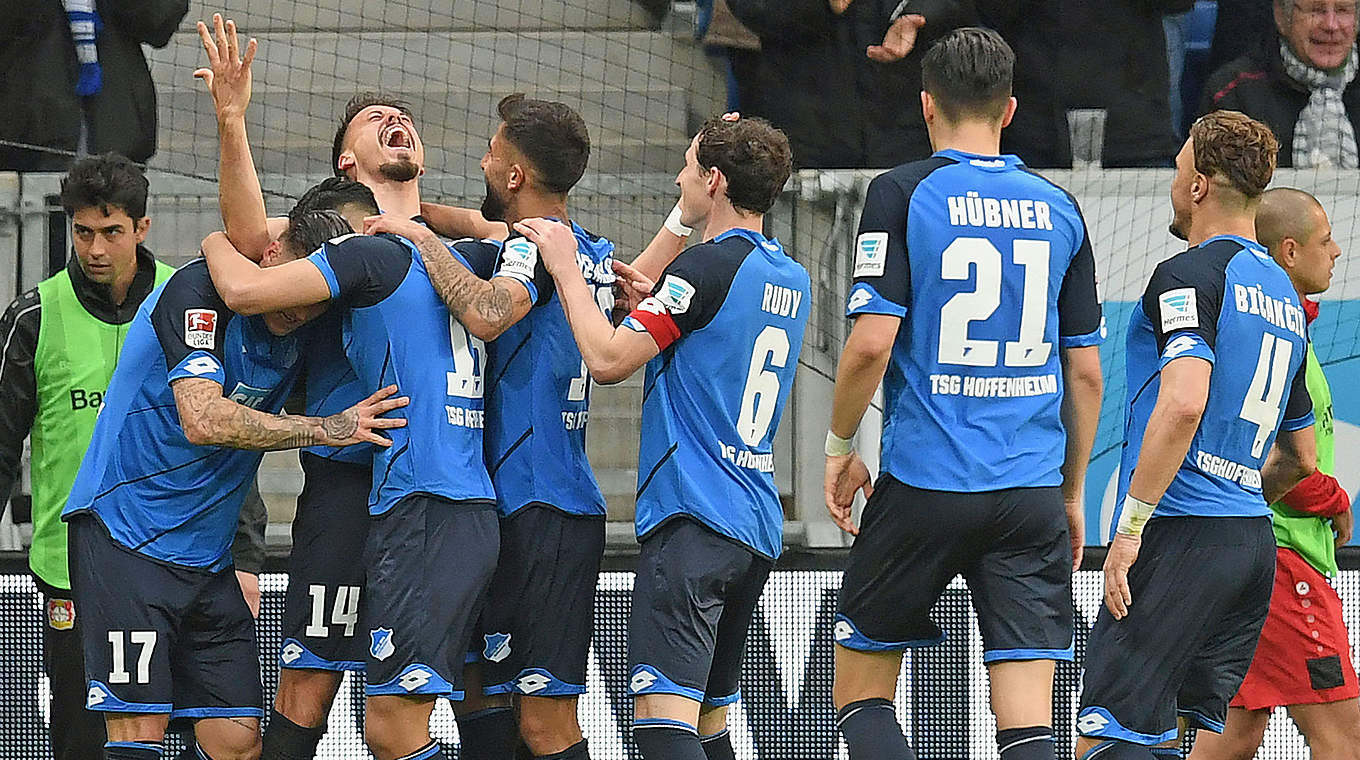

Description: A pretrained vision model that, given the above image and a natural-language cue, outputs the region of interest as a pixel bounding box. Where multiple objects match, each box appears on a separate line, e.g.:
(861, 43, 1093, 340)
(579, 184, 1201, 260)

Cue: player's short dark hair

(920, 27, 1015, 123)
(59, 153, 149, 220)
(279, 210, 351, 260)
(1190, 110, 1278, 199)
(291, 177, 379, 219)
(695, 114, 792, 215)
(331, 92, 414, 177)
(495, 93, 591, 194)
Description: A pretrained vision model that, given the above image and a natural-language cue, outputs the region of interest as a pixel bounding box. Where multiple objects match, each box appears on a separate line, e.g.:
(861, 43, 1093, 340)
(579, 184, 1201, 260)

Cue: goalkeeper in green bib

(1188, 188, 1360, 760)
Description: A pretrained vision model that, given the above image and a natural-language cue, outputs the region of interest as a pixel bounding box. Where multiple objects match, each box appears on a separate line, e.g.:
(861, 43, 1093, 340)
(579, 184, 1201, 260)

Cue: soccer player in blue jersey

(1074, 111, 1319, 760)
(365, 95, 615, 760)
(60, 210, 406, 760)
(822, 28, 1106, 760)
(514, 112, 807, 760)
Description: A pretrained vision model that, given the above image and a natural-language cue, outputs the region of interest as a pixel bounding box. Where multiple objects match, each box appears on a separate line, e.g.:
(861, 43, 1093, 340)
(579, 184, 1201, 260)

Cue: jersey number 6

(737, 326, 790, 446)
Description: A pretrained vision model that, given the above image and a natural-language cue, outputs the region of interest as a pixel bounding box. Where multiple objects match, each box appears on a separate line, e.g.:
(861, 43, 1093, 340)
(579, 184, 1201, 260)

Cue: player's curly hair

(59, 153, 149, 220)
(695, 114, 792, 215)
(1189, 111, 1278, 199)
(331, 93, 415, 177)
(496, 93, 590, 194)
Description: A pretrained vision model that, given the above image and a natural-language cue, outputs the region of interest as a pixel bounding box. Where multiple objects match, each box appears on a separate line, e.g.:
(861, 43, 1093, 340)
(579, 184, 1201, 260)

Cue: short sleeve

(1057, 218, 1105, 347)
(306, 233, 411, 308)
(846, 172, 910, 319)
(622, 241, 741, 352)
(1280, 358, 1315, 431)
(151, 266, 232, 385)
(449, 239, 501, 281)
(1141, 254, 1225, 357)
(491, 237, 556, 306)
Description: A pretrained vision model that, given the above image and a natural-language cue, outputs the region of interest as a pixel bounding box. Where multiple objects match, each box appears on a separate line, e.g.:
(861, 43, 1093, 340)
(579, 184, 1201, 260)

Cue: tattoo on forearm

(415, 235, 515, 331)
(173, 378, 330, 451)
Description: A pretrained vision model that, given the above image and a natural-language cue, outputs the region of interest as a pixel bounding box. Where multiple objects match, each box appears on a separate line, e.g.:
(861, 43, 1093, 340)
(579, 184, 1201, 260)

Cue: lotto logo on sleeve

(854, 232, 888, 278)
(184, 309, 218, 349)
(499, 239, 539, 280)
(1158, 288, 1198, 332)
(657, 275, 696, 315)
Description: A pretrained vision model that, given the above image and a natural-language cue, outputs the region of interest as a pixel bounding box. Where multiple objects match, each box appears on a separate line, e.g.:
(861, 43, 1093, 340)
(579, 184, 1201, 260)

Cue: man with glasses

(1201, 0, 1360, 167)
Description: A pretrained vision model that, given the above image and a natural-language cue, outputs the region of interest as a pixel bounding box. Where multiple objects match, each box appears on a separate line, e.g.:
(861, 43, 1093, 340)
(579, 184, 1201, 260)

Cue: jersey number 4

(1239, 332, 1294, 458)
(938, 237, 1052, 368)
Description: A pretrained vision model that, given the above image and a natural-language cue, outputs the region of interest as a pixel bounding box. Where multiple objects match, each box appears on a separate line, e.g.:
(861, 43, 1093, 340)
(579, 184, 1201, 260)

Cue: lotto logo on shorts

(370, 628, 395, 661)
(280, 642, 303, 665)
(398, 668, 431, 692)
(1076, 712, 1109, 734)
(86, 685, 107, 707)
(45, 598, 75, 631)
(629, 668, 658, 693)
(833, 620, 854, 641)
(516, 673, 550, 694)
(184, 309, 217, 349)
(483, 632, 512, 663)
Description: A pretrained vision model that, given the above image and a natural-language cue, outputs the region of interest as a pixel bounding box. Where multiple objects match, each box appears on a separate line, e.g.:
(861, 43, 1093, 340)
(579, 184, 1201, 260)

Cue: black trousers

(35, 575, 106, 760)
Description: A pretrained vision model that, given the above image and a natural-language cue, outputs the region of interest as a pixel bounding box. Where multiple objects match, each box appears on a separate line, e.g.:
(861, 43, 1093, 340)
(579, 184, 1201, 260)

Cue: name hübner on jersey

(718, 441, 775, 473)
(947, 191, 1054, 231)
(1233, 283, 1307, 339)
(929, 373, 1060, 398)
(1195, 450, 1262, 488)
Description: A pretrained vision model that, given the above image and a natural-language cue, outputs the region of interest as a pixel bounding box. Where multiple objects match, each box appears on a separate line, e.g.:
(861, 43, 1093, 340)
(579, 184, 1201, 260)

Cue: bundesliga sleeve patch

(854, 232, 888, 278)
(184, 309, 218, 350)
(1158, 288, 1198, 332)
(497, 238, 539, 282)
(656, 274, 696, 315)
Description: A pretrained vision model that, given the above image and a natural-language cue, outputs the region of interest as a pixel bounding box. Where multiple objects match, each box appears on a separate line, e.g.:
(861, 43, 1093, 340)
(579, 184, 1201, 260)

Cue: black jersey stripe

(636, 443, 678, 500)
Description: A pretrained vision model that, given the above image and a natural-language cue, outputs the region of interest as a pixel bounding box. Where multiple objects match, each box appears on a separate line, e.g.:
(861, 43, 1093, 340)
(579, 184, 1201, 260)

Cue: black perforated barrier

(1, 550, 1357, 758)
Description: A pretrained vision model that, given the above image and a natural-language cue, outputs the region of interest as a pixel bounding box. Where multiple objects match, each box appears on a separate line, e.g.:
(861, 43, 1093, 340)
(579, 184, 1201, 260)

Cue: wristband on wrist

(825, 430, 854, 457)
(1116, 495, 1157, 536)
(664, 203, 692, 237)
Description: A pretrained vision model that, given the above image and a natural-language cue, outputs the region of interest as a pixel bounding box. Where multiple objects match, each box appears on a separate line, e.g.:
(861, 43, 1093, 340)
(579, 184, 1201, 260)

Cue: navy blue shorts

(364, 494, 498, 699)
(68, 515, 262, 721)
(836, 476, 1074, 662)
(1078, 516, 1275, 745)
(279, 453, 372, 672)
(479, 504, 604, 697)
(628, 517, 772, 706)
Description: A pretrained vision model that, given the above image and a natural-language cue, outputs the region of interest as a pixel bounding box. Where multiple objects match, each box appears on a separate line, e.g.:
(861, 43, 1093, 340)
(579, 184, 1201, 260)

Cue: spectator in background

(1201, 1, 1360, 168)
(726, 0, 951, 168)
(825, 1, 1185, 168)
(0, 0, 188, 171)
(1208, 0, 1275, 75)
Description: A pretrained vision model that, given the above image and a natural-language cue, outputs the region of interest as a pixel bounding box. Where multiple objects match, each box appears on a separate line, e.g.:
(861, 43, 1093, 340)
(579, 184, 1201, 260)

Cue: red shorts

(1231, 547, 1359, 710)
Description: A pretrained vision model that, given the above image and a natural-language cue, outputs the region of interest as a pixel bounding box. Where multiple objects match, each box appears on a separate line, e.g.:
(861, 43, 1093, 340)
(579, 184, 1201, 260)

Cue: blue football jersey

(623, 228, 810, 558)
(1113, 235, 1313, 529)
(299, 308, 372, 465)
(481, 222, 615, 517)
(63, 260, 303, 571)
(846, 149, 1104, 491)
(308, 233, 496, 515)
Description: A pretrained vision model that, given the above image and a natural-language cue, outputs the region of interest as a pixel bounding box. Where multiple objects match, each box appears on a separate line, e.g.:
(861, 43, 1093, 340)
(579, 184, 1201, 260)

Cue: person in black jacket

(1200, 0, 1360, 168)
(0, 0, 188, 171)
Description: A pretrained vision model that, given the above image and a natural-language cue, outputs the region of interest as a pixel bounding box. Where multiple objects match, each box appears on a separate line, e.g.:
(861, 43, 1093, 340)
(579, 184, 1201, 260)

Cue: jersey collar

(934, 148, 1025, 169)
(713, 227, 782, 254)
(1197, 234, 1267, 255)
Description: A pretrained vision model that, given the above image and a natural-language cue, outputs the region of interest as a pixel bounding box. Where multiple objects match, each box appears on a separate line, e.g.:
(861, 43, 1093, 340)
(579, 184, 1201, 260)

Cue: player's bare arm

(515, 217, 659, 383)
(363, 214, 530, 340)
(1059, 345, 1103, 570)
(823, 313, 898, 535)
(417, 201, 508, 241)
(200, 231, 332, 314)
(195, 13, 272, 261)
(1103, 355, 1210, 619)
(1260, 425, 1317, 503)
(172, 377, 407, 450)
